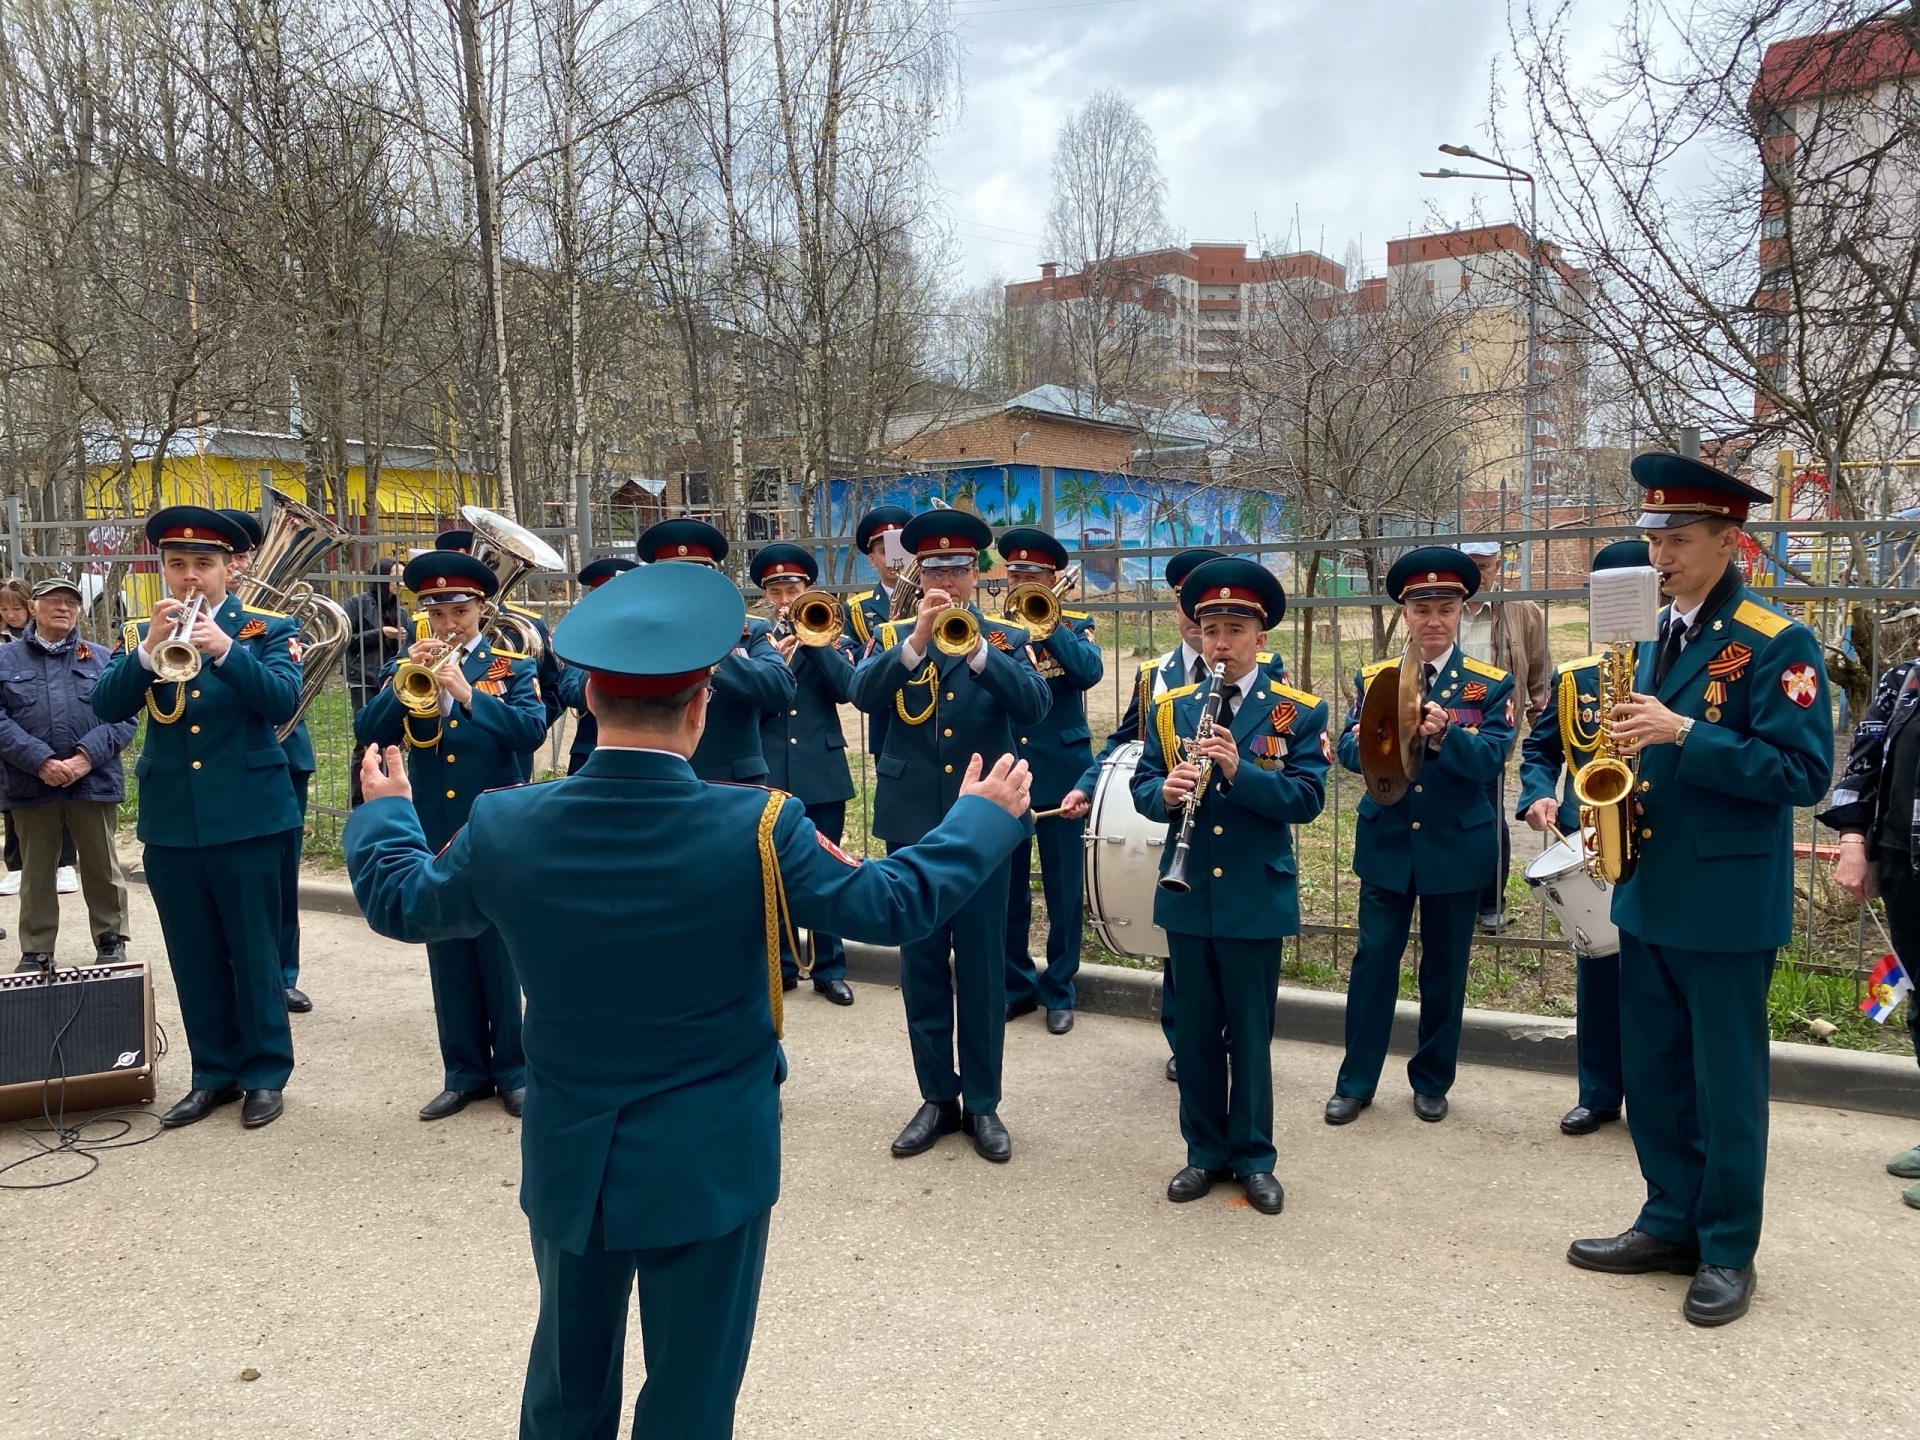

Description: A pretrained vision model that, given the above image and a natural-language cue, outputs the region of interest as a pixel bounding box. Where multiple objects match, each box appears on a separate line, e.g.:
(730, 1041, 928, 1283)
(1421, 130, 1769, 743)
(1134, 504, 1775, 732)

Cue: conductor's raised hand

(957, 752, 1032, 817)
(359, 743, 413, 803)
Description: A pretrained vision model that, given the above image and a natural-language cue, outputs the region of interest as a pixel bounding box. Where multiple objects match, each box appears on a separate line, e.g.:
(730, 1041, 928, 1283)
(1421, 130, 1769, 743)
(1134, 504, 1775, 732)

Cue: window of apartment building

(1459, 366, 1471, 382)
(1908, 402, 1920, 433)
(684, 471, 711, 507)
(1459, 338, 1470, 354)
(1762, 214, 1786, 240)
(1760, 266, 1790, 291)
(1764, 106, 1796, 137)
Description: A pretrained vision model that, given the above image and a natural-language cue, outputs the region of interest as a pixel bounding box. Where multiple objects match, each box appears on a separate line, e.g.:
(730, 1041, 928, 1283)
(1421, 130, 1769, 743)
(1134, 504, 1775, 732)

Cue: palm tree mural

(1057, 470, 1117, 590)
(1236, 489, 1281, 544)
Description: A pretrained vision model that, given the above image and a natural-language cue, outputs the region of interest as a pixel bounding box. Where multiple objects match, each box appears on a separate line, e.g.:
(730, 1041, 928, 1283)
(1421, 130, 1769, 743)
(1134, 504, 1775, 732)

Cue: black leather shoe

(1683, 1264, 1755, 1326)
(1560, 1105, 1621, 1136)
(1241, 1172, 1285, 1214)
(15, 953, 52, 974)
(159, 1086, 243, 1128)
(1323, 1094, 1371, 1125)
(241, 1089, 283, 1128)
(891, 1099, 961, 1157)
(1167, 1165, 1229, 1202)
(963, 1109, 1012, 1163)
(500, 1087, 525, 1118)
(1165, 1055, 1178, 1083)
(1412, 1093, 1449, 1123)
(1566, 1228, 1700, 1275)
(781, 975, 798, 993)
(418, 1086, 495, 1122)
(284, 986, 312, 1014)
(1046, 1008, 1074, 1035)
(813, 978, 855, 1006)
(1005, 998, 1038, 1022)
(94, 934, 127, 964)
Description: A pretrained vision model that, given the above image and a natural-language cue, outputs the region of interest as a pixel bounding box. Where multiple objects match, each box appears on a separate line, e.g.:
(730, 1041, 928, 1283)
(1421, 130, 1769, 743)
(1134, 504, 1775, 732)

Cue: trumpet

(769, 590, 844, 648)
(1003, 564, 1080, 642)
(886, 558, 979, 657)
(392, 641, 460, 718)
(151, 593, 207, 683)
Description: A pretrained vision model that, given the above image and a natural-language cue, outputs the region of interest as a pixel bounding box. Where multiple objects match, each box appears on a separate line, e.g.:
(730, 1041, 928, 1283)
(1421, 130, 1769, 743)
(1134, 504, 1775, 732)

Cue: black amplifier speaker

(0, 962, 156, 1123)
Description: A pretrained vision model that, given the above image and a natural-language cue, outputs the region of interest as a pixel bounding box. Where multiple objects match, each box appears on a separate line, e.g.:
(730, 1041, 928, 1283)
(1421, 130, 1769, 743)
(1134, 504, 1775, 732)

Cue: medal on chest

(1703, 644, 1751, 723)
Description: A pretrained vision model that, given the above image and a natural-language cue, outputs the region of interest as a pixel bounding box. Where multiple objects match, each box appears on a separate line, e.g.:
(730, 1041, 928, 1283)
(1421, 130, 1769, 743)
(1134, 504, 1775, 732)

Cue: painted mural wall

(818, 464, 1289, 594)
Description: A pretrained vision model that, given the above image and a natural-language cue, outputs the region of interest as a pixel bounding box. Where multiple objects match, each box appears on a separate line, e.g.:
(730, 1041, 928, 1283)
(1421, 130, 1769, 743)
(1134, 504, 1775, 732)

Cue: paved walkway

(1, 884, 1914, 1439)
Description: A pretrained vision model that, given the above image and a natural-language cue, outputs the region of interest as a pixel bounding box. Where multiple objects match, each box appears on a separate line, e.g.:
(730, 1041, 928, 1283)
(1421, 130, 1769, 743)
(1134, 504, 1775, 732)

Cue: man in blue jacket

(344, 561, 1032, 1440)
(356, 550, 548, 1121)
(852, 509, 1051, 1163)
(1326, 546, 1516, 1127)
(752, 542, 860, 1006)
(1567, 455, 1833, 1328)
(0, 576, 136, 972)
(1514, 539, 1649, 1137)
(1131, 559, 1328, 1213)
(997, 527, 1103, 1034)
(92, 506, 305, 1129)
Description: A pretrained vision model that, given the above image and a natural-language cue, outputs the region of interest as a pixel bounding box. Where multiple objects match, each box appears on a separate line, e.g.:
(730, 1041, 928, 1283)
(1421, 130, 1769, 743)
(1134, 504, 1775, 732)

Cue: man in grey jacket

(0, 577, 136, 971)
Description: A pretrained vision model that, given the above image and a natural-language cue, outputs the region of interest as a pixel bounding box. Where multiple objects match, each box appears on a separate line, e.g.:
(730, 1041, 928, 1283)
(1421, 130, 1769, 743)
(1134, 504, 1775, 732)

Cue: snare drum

(1523, 836, 1620, 958)
(1082, 741, 1170, 960)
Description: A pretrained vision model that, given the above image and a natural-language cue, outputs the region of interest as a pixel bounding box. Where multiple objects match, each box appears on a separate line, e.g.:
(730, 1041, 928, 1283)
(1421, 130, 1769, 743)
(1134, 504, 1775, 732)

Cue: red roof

(1754, 17, 1920, 104)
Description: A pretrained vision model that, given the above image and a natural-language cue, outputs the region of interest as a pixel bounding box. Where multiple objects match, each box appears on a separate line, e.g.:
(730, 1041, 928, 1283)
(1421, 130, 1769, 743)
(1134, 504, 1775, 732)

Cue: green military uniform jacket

(693, 617, 797, 783)
(1610, 584, 1832, 952)
(1130, 675, 1330, 938)
(1016, 610, 1104, 808)
(1076, 646, 1288, 798)
(1336, 651, 1517, 896)
(1516, 655, 1605, 834)
(92, 593, 304, 847)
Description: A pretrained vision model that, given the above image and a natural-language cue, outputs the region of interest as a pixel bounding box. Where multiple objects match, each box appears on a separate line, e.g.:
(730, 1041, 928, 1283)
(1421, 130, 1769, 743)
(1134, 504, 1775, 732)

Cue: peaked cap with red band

(146, 505, 247, 554)
(577, 556, 638, 590)
(996, 526, 1070, 571)
(1630, 451, 1772, 530)
(1386, 546, 1480, 604)
(900, 508, 992, 564)
(1179, 557, 1286, 629)
(748, 542, 819, 588)
(638, 517, 729, 567)
(552, 556, 742, 699)
(855, 505, 913, 553)
(403, 550, 498, 606)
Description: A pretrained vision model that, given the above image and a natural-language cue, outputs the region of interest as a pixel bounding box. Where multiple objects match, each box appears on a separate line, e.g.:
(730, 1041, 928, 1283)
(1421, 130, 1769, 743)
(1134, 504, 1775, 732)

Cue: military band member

(1072, 546, 1289, 1081)
(220, 508, 317, 1016)
(344, 561, 1033, 1440)
(555, 556, 638, 774)
(1327, 547, 1516, 1127)
(845, 505, 913, 763)
(851, 509, 1052, 1162)
(1515, 539, 1649, 1136)
(356, 551, 545, 1120)
(638, 519, 796, 784)
(997, 527, 1104, 1034)
(428, 525, 562, 777)
(1132, 560, 1328, 1214)
(1567, 455, 1833, 1328)
(751, 542, 860, 1007)
(92, 506, 304, 1130)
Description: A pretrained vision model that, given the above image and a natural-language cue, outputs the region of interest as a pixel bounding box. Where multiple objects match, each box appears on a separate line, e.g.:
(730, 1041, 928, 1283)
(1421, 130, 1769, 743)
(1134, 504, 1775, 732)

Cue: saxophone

(1570, 641, 1638, 884)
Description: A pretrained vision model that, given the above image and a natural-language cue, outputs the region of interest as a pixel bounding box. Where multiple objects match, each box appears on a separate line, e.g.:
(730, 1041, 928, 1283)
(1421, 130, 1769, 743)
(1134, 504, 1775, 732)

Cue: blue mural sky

(820, 465, 1289, 593)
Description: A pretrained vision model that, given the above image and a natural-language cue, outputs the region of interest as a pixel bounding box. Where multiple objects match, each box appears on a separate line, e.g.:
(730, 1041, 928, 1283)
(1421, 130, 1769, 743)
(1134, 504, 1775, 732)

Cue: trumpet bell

(789, 590, 843, 647)
(1004, 580, 1060, 640)
(150, 638, 202, 684)
(932, 606, 979, 657)
(392, 659, 445, 717)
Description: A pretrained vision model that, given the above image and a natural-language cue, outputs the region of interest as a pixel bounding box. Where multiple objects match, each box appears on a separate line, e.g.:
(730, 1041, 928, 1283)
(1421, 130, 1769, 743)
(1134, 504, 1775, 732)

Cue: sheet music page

(882, 528, 910, 570)
(1589, 565, 1662, 646)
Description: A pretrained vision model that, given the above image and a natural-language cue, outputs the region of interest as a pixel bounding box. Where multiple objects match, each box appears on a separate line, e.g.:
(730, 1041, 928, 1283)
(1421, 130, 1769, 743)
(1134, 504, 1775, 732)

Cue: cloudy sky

(931, 0, 1622, 288)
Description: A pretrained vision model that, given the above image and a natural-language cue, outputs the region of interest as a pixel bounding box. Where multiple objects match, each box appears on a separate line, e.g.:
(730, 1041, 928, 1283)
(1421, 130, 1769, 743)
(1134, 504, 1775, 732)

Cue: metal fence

(2, 509, 1911, 1024)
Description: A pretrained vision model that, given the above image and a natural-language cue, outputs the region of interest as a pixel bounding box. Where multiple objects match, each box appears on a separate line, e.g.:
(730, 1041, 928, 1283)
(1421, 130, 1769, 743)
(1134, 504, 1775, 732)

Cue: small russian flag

(1860, 953, 1914, 1025)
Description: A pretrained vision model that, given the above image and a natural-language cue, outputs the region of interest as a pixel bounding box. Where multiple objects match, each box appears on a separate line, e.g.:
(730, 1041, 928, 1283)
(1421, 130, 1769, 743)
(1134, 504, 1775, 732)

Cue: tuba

(461, 504, 566, 656)
(235, 488, 351, 741)
(1003, 564, 1080, 643)
(1571, 642, 1638, 884)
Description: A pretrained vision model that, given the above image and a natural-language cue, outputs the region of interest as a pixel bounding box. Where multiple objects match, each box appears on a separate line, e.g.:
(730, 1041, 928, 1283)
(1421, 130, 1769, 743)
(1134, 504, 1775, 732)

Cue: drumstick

(1031, 805, 1065, 820)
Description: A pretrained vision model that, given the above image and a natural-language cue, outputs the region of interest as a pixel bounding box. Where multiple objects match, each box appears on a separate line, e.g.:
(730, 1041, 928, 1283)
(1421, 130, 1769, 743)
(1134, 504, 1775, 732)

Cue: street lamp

(1422, 142, 1542, 588)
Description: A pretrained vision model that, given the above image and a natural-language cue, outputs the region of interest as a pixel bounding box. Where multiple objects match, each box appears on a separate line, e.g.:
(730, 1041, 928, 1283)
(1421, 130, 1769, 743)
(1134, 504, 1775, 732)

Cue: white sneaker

(56, 867, 78, 894)
(0, 871, 19, 896)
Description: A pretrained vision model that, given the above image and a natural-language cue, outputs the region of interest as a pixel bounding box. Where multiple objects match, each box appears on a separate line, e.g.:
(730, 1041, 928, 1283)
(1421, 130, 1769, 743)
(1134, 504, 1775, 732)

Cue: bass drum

(1082, 741, 1169, 960)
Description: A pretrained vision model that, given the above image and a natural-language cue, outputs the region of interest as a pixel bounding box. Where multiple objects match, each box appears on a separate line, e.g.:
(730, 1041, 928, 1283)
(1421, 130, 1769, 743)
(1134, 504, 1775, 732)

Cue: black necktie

(1190, 656, 1207, 685)
(1216, 686, 1237, 732)
(1423, 662, 1437, 693)
(1655, 615, 1685, 686)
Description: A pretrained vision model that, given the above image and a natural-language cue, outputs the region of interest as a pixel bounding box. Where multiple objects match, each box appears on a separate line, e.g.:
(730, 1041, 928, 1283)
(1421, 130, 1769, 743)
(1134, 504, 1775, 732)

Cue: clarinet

(1159, 660, 1228, 894)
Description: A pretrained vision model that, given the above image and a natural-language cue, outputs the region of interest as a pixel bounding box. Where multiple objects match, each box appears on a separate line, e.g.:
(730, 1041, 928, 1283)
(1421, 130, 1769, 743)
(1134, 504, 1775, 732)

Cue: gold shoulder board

(1732, 599, 1790, 639)
(1271, 682, 1322, 709)
(1461, 655, 1509, 681)
(493, 646, 529, 662)
(241, 603, 287, 620)
(1360, 658, 1397, 682)
(1156, 682, 1200, 707)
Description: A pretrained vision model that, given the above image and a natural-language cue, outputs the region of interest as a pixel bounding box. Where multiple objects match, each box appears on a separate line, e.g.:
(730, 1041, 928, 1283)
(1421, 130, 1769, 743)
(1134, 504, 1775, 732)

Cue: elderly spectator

(1456, 540, 1551, 935)
(1822, 652, 1920, 1210)
(0, 577, 76, 900)
(0, 577, 137, 971)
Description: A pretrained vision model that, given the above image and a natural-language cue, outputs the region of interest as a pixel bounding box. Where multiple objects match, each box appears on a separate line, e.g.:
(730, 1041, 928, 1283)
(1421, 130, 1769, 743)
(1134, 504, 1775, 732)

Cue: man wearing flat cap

(91, 506, 306, 1130)
(344, 560, 1034, 1440)
(1131, 558, 1328, 1214)
(1073, 546, 1289, 1081)
(1326, 546, 1517, 1129)
(851, 508, 1051, 1163)
(356, 550, 548, 1122)
(1565, 453, 1832, 1329)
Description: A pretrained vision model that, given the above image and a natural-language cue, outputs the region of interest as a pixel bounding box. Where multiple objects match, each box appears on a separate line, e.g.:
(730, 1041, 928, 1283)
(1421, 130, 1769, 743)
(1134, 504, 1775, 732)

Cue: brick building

(886, 384, 1222, 476)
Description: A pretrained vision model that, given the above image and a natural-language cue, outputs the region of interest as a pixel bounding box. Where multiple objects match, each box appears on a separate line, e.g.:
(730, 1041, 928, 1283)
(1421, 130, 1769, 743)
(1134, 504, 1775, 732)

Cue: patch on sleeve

(1781, 662, 1821, 708)
(1320, 730, 1333, 762)
(288, 636, 305, 663)
(817, 831, 861, 867)
(1505, 696, 1515, 725)
(237, 619, 267, 640)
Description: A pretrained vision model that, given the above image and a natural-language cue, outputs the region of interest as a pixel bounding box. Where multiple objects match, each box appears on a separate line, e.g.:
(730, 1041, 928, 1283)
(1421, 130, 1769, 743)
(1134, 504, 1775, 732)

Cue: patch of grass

(1768, 950, 1910, 1054)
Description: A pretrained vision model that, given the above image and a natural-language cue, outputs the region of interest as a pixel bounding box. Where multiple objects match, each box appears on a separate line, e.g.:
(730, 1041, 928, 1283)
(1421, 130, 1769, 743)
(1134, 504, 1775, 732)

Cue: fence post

(3, 495, 19, 577)
(575, 469, 593, 562)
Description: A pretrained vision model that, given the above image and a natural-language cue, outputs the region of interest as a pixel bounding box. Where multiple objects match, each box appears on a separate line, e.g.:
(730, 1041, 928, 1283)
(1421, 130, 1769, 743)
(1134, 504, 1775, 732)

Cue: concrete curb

(128, 868, 1920, 1121)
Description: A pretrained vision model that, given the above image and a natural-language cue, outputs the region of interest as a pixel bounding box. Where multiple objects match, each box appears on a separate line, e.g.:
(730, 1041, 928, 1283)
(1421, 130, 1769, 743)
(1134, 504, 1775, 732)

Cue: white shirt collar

(592, 745, 687, 758)
(1177, 641, 1205, 681)
(1421, 645, 1456, 678)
